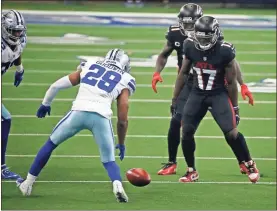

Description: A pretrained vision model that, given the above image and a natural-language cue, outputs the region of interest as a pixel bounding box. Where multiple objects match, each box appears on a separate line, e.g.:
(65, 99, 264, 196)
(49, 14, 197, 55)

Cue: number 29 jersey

(71, 59, 136, 119)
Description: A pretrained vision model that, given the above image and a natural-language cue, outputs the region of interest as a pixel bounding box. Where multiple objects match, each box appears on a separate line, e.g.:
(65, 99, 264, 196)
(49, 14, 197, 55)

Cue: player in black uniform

(152, 3, 203, 175)
(152, 3, 254, 176)
(173, 16, 259, 183)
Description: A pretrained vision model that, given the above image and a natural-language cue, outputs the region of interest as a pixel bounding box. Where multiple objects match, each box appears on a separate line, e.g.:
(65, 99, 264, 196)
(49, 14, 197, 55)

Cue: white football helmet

(105, 49, 131, 73)
(2, 10, 27, 46)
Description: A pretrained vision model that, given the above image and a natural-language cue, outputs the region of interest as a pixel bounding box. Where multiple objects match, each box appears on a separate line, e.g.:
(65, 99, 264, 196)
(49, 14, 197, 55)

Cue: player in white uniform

(1, 10, 27, 180)
(17, 49, 135, 203)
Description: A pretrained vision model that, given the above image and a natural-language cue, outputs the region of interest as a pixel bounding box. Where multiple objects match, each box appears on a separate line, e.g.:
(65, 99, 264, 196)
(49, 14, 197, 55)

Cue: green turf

(1, 21, 276, 210)
(3, 1, 276, 15)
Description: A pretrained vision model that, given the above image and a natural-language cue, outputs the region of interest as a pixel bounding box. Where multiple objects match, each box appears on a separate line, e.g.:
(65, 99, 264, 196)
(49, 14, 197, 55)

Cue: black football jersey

(183, 38, 236, 94)
(165, 25, 188, 69)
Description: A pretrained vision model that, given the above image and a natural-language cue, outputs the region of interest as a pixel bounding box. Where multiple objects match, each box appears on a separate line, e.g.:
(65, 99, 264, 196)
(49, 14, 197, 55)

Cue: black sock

(181, 136, 196, 169)
(225, 132, 251, 163)
(167, 117, 181, 163)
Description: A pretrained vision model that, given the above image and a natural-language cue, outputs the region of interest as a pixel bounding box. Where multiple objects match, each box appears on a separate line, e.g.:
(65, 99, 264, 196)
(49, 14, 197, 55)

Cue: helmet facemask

(194, 27, 219, 51)
(1, 11, 26, 46)
(178, 17, 196, 36)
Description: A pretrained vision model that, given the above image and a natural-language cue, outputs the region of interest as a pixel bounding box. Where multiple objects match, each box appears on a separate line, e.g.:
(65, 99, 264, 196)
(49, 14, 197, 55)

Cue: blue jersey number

(81, 64, 122, 93)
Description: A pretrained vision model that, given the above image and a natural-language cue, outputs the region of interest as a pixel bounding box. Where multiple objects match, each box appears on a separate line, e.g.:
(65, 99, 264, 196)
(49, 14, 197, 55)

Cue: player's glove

(170, 97, 177, 116)
(151, 72, 163, 93)
(233, 106, 240, 126)
(170, 104, 176, 116)
(115, 144, 125, 161)
(36, 104, 51, 118)
(14, 70, 24, 87)
(241, 84, 254, 106)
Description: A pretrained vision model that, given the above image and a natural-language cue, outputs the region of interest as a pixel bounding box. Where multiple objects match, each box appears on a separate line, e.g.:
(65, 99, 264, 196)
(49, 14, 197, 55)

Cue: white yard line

(10, 115, 276, 121)
(6, 154, 276, 161)
(21, 58, 276, 65)
(26, 48, 277, 55)
(3, 98, 276, 104)
(2, 180, 276, 185)
(4, 70, 276, 77)
(9, 133, 276, 140)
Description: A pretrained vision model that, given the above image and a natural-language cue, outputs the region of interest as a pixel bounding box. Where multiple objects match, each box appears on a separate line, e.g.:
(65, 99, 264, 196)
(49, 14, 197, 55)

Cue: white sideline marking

(9, 133, 276, 140)
(21, 58, 276, 65)
(4, 70, 276, 77)
(11, 115, 276, 121)
(6, 154, 276, 161)
(2, 180, 276, 185)
(3, 98, 276, 104)
(26, 48, 277, 55)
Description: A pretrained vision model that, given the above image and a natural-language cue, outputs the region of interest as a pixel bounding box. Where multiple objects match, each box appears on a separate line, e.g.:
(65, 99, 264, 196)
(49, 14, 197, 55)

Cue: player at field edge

(16, 49, 136, 203)
(173, 16, 259, 183)
(151, 3, 254, 176)
(1, 10, 27, 180)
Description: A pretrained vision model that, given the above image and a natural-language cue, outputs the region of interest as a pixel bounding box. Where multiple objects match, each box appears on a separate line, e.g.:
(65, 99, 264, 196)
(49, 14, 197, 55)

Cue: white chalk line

(9, 133, 276, 140)
(26, 48, 277, 55)
(6, 154, 276, 161)
(3, 98, 276, 104)
(10, 115, 276, 121)
(4, 70, 276, 77)
(2, 180, 276, 185)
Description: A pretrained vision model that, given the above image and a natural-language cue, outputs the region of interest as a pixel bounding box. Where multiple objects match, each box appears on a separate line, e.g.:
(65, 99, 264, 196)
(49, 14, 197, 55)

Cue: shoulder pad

(221, 41, 236, 54)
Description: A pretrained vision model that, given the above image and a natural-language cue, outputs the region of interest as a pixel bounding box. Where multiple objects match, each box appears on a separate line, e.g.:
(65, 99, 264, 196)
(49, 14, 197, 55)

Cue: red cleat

(179, 167, 199, 183)
(240, 160, 260, 183)
(157, 162, 177, 175)
(239, 163, 248, 174)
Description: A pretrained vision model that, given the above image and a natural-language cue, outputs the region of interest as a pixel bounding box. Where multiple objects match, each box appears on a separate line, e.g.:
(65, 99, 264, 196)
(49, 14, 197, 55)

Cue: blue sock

(1, 118, 11, 165)
(29, 139, 57, 176)
(103, 161, 122, 182)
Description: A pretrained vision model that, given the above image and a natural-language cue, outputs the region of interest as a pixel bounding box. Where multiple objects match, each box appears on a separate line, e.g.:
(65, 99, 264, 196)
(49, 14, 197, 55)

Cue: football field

(1, 19, 277, 209)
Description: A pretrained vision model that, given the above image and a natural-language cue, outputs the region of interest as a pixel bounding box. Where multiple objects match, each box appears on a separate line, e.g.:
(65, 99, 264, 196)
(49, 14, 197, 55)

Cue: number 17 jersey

(72, 59, 136, 119)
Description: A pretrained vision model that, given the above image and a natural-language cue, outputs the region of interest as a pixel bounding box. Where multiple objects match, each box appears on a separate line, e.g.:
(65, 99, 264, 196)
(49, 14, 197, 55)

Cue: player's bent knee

(182, 124, 196, 140)
(225, 128, 238, 142)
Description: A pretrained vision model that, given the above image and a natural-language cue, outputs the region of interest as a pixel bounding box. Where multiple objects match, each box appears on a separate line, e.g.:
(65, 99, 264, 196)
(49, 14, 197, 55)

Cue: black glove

(170, 98, 177, 116)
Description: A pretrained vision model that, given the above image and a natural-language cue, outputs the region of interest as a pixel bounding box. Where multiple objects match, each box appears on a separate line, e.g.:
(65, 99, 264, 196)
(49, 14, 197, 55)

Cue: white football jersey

(71, 59, 136, 119)
(1, 36, 27, 74)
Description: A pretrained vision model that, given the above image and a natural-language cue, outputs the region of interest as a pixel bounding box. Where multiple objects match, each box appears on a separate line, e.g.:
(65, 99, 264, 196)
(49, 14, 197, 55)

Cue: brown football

(126, 168, 151, 187)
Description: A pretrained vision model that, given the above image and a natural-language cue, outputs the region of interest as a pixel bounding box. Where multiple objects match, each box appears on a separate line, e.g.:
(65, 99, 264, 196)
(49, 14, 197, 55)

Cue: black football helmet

(178, 3, 203, 36)
(193, 16, 220, 51)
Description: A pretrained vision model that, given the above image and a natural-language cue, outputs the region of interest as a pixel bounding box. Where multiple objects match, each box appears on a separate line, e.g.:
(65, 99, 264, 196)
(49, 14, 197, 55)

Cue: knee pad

(182, 124, 196, 140)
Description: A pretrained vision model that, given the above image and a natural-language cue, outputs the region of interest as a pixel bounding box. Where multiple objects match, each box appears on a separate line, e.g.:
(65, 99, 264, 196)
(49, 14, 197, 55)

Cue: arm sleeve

(42, 76, 73, 106)
(182, 39, 192, 60)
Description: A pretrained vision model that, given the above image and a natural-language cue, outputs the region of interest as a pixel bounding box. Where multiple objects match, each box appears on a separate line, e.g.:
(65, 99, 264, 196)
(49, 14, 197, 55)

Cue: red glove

(241, 84, 254, 106)
(152, 72, 163, 93)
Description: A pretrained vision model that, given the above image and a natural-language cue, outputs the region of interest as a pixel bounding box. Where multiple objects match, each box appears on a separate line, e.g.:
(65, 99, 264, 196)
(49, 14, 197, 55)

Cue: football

(126, 168, 151, 187)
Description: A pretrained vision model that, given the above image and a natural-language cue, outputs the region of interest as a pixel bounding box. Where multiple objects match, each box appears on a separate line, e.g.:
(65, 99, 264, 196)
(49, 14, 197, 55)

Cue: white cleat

(16, 178, 33, 196)
(112, 180, 128, 203)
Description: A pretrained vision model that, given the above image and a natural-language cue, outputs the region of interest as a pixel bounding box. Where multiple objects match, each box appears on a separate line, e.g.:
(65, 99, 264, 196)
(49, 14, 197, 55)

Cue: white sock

(26, 173, 37, 184)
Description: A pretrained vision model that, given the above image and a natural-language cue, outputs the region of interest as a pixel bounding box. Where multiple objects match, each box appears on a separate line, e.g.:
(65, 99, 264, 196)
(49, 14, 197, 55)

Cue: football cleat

(1, 166, 21, 180)
(240, 160, 260, 183)
(179, 167, 199, 183)
(157, 162, 177, 175)
(16, 178, 33, 196)
(113, 180, 128, 203)
(239, 163, 248, 174)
